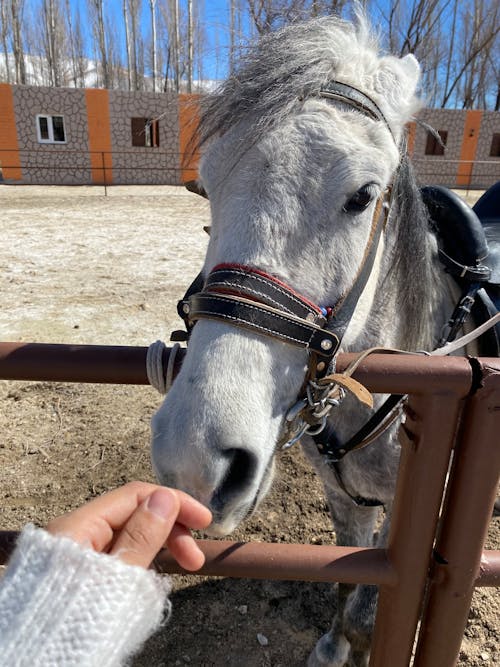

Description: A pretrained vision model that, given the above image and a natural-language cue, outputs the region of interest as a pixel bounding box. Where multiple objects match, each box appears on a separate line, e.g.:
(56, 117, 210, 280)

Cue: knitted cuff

(0, 524, 171, 667)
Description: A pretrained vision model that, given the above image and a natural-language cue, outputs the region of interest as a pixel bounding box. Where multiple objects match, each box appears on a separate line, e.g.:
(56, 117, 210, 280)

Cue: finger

(47, 481, 162, 549)
(109, 488, 181, 567)
(46, 482, 212, 554)
(172, 489, 212, 530)
(165, 523, 206, 571)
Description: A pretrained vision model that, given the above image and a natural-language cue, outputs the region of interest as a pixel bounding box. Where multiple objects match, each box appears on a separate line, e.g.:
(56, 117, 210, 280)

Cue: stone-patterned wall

(12, 85, 91, 184)
(472, 112, 500, 188)
(7, 85, 499, 188)
(411, 109, 466, 187)
(108, 90, 180, 185)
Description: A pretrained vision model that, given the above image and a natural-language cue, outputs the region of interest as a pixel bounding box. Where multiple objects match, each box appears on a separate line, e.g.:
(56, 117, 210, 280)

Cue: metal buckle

(281, 379, 346, 450)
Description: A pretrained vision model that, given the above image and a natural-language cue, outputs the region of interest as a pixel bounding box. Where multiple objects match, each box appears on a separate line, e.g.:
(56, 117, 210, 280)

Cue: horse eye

(343, 184, 376, 213)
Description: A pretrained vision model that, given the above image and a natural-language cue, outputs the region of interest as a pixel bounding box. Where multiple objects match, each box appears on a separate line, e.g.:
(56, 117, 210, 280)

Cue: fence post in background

(102, 151, 108, 196)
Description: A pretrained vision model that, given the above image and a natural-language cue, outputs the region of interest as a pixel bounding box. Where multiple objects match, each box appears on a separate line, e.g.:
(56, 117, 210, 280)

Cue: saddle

(421, 184, 500, 356)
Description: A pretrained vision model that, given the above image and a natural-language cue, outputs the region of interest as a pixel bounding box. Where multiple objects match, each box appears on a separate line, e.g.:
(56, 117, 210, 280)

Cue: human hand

(46, 481, 212, 571)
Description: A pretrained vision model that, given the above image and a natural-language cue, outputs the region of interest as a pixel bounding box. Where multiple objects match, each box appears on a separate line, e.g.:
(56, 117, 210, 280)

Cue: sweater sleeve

(0, 524, 172, 667)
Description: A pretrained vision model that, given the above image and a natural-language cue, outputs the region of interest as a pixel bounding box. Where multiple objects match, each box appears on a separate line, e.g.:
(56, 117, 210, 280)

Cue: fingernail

(146, 489, 175, 520)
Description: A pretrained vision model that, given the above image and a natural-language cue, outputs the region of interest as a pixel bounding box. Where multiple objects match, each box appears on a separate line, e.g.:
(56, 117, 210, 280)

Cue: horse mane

(195, 14, 418, 151)
(383, 153, 438, 351)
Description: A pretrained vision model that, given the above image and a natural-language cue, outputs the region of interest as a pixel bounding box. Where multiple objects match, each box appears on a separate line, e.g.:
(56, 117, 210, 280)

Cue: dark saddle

(421, 183, 500, 356)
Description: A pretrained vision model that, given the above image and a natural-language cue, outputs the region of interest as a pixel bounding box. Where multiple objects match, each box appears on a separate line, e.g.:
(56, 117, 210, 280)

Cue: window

(131, 117, 160, 147)
(490, 133, 500, 157)
(425, 130, 447, 156)
(36, 115, 66, 143)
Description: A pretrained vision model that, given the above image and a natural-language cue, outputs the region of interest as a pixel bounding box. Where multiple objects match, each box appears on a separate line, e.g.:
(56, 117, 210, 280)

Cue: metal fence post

(413, 359, 500, 666)
(369, 365, 472, 666)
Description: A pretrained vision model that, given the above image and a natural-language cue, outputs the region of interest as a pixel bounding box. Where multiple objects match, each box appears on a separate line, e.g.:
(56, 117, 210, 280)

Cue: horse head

(151, 16, 422, 535)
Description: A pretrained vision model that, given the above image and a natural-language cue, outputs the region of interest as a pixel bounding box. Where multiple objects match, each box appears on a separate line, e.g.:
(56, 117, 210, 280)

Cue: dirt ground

(0, 184, 498, 666)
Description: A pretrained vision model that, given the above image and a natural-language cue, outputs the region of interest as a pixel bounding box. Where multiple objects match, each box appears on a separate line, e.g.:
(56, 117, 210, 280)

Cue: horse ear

(399, 54, 420, 91)
(377, 52, 421, 119)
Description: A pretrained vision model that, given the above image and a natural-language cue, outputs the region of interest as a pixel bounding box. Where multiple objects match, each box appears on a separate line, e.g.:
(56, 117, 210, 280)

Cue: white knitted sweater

(0, 524, 171, 666)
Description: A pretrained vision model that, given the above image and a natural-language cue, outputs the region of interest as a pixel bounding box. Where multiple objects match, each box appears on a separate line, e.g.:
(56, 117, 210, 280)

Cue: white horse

(151, 15, 460, 667)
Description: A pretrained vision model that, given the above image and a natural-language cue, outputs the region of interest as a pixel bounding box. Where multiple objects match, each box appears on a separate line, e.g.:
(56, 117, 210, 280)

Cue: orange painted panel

(0, 83, 22, 181)
(456, 110, 482, 187)
(85, 89, 113, 184)
(178, 93, 201, 183)
(406, 121, 416, 156)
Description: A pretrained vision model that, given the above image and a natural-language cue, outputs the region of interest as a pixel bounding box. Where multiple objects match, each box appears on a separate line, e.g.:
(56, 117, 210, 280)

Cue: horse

(150, 14, 472, 667)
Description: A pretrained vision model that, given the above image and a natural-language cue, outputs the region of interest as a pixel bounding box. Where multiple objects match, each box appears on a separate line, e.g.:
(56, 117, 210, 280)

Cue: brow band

(319, 80, 395, 142)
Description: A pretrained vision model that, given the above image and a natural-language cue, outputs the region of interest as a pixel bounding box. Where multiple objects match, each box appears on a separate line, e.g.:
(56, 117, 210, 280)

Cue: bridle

(168, 81, 500, 507)
(174, 80, 397, 458)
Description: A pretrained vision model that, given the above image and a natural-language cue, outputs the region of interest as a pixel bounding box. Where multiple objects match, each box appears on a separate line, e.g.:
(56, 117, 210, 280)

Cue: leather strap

(314, 392, 404, 462)
(327, 196, 386, 341)
(438, 249, 491, 282)
(205, 264, 325, 321)
(188, 292, 339, 357)
(320, 81, 394, 142)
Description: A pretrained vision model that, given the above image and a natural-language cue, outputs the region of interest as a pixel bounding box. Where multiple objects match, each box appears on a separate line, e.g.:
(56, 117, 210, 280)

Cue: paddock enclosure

(0, 185, 498, 666)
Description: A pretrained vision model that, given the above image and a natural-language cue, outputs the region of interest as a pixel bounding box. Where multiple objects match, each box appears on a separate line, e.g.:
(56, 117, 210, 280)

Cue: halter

(173, 81, 396, 504)
(178, 186, 391, 449)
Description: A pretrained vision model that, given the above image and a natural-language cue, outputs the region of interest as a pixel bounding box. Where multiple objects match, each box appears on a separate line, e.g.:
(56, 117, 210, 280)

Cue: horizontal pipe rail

(0, 342, 152, 385)
(0, 341, 475, 396)
(478, 550, 500, 587)
(156, 541, 397, 585)
(0, 531, 497, 586)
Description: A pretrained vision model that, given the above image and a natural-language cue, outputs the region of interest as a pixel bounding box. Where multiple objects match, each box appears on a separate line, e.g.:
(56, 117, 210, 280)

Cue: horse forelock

(196, 14, 421, 155)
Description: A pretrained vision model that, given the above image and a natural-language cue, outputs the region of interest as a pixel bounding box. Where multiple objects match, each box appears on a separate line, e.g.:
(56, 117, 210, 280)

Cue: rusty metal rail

(0, 341, 499, 667)
(0, 340, 477, 392)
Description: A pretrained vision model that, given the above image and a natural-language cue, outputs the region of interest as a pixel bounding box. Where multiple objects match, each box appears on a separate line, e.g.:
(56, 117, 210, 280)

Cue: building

(0, 83, 499, 189)
(408, 109, 500, 189)
(0, 84, 198, 186)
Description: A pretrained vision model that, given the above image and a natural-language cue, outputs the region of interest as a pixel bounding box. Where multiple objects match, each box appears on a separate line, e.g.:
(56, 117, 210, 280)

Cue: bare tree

(64, 0, 81, 87)
(10, 0, 25, 84)
(172, 0, 180, 92)
(246, 0, 308, 34)
(122, 0, 131, 89)
(157, 0, 172, 90)
(88, 0, 110, 88)
(150, 0, 158, 91)
(0, 1, 12, 82)
(71, 8, 88, 87)
(376, 0, 499, 109)
(39, 0, 70, 86)
(158, 0, 181, 91)
(441, 0, 500, 108)
(126, 0, 142, 90)
(186, 0, 193, 91)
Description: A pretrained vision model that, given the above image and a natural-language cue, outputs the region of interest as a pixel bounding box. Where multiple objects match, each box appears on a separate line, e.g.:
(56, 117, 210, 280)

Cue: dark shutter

(490, 133, 500, 157)
(131, 118, 147, 147)
(425, 130, 447, 156)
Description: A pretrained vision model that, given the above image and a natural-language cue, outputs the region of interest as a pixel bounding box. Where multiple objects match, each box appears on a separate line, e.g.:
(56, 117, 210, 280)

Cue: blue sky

(67, 0, 248, 81)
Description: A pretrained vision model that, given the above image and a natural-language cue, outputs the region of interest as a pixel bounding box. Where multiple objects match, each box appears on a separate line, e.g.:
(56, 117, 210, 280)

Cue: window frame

(36, 114, 67, 144)
(131, 117, 160, 148)
(490, 133, 500, 158)
(425, 129, 448, 157)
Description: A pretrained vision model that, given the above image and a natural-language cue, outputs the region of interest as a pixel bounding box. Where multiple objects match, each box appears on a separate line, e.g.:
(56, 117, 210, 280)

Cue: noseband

(175, 81, 395, 450)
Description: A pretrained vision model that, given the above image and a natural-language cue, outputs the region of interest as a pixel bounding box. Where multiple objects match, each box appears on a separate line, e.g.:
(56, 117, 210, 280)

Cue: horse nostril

(213, 448, 257, 505)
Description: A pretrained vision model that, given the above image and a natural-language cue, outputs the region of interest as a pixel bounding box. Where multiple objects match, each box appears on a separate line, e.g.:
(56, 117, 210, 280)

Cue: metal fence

(1, 149, 498, 191)
(0, 342, 498, 666)
(414, 158, 500, 192)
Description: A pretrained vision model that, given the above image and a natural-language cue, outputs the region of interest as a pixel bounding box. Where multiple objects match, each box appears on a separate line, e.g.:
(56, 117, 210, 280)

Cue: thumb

(109, 488, 180, 568)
